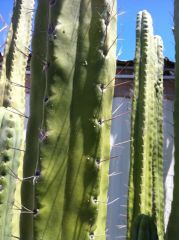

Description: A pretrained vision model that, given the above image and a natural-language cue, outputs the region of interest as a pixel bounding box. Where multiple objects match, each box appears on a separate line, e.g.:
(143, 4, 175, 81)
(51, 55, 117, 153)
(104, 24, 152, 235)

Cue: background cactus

(0, 0, 34, 239)
(127, 10, 164, 240)
(21, 0, 117, 239)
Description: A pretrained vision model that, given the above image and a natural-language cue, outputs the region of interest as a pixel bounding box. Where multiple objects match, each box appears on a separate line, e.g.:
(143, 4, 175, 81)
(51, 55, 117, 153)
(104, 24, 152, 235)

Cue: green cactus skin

(127, 11, 164, 240)
(20, 0, 49, 239)
(21, 0, 116, 239)
(167, 0, 179, 238)
(0, 107, 22, 239)
(132, 214, 158, 240)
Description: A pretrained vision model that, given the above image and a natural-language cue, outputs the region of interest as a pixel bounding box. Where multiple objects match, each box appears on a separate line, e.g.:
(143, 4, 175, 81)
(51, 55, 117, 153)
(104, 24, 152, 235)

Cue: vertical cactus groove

(127, 11, 164, 240)
(20, 0, 49, 239)
(0, 0, 34, 239)
(167, 0, 179, 239)
(21, 0, 116, 239)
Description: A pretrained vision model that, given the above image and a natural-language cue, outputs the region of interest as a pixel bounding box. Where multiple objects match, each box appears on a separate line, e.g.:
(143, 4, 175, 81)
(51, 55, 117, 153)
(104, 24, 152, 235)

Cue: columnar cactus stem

(21, 0, 116, 239)
(127, 11, 164, 240)
(167, 0, 179, 238)
(0, 0, 34, 239)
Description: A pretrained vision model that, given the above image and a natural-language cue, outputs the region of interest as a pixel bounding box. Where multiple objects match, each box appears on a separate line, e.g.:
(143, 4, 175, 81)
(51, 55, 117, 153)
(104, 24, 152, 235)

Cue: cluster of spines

(127, 10, 164, 240)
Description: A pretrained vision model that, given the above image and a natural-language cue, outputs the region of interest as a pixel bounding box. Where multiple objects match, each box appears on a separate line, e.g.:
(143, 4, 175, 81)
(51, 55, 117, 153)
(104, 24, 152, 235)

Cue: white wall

(107, 98, 174, 240)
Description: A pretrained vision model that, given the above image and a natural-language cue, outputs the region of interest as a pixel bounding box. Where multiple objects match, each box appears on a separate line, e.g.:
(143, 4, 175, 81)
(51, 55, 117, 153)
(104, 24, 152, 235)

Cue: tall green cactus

(127, 10, 164, 240)
(0, 0, 34, 239)
(167, 0, 179, 238)
(21, 0, 117, 239)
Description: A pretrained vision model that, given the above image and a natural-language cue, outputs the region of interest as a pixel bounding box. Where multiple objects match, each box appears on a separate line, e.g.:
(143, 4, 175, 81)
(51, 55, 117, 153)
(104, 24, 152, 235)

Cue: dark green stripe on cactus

(20, 0, 49, 239)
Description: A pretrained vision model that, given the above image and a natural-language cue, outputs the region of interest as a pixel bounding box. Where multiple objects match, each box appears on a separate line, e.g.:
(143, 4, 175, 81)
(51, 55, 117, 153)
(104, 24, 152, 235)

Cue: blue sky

(117, 0, 175, 61)
(0, 0, 175, 61)
(0, 0, 13, 49)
